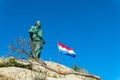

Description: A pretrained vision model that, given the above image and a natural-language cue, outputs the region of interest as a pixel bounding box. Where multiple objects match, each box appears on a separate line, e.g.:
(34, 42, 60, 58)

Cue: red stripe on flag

(58, 42, 72, 51)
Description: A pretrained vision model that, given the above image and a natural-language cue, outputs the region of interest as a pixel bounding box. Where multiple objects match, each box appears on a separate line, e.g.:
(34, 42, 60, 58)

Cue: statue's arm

(38, 30, 45, 44)
(38, 30, 43, 37)
(28, 26, 34, 33)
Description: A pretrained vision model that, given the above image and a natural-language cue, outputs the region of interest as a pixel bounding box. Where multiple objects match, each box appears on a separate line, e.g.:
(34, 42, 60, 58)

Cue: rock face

(0, 57, 101, 80)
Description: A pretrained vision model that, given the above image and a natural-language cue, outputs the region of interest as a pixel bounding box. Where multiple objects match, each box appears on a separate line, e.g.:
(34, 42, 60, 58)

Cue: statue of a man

(28, 21, 45, 58)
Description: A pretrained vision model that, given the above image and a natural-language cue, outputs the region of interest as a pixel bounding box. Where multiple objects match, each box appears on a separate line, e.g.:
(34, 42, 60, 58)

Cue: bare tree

(8, 36, 46, 65)
(8, 36, 32, 59)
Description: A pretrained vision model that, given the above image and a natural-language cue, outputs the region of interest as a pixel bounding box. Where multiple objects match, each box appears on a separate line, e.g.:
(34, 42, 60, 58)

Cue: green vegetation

(52, 74, 57, 78)
(0, 57, 32, 70)
(72, 64, 88, 73)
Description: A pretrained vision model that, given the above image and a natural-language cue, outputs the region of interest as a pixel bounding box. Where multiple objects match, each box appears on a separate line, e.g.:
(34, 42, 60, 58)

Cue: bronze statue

(28, 21, 45, 58)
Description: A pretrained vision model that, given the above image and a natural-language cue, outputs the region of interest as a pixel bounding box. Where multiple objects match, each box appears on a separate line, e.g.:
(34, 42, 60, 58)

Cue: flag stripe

(58, 42, 72, 51)
(58, 41, 76, 57)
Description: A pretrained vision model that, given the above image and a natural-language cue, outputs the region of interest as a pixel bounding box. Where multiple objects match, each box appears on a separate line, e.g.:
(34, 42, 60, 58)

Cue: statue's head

(35, 21, 41, 28)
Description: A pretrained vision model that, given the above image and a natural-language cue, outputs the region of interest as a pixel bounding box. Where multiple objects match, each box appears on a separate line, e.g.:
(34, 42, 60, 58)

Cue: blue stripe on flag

(59, 50, 76, 57)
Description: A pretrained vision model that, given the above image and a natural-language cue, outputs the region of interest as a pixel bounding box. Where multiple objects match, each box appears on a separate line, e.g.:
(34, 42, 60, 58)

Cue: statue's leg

(32, 41, 37, 58)
(34, 42, 42, 58)
(35, 49, 42, 58)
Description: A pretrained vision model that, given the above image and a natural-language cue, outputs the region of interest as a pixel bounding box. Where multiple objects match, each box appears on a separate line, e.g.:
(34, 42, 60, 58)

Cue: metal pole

(57, 41, 60, 64)
(58, 49, 60, 64)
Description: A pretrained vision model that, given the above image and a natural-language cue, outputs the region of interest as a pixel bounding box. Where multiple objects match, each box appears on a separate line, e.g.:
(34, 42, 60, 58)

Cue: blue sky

(0, 0, 120, 80)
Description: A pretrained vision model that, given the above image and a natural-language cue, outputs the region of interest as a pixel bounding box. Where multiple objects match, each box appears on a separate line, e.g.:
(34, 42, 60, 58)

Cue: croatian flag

(57, 41, 76, 57)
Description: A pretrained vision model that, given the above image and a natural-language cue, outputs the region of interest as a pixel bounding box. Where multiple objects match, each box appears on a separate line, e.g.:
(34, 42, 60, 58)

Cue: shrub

(72, 64, 88, 73)
(0, 57, 32, 70)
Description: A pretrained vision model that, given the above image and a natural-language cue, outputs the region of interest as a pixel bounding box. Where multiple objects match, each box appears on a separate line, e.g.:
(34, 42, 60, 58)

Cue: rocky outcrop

(0, 57, 101, 80)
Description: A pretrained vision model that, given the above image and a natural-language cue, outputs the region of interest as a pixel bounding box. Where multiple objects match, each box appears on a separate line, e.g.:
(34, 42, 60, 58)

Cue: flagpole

(57, 41, 60, 64)
(58, 49, 60, 64)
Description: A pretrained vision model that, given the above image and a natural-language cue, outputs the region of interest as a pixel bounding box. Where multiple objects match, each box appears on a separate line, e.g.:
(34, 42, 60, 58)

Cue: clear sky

(0, 0, 120, 80)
